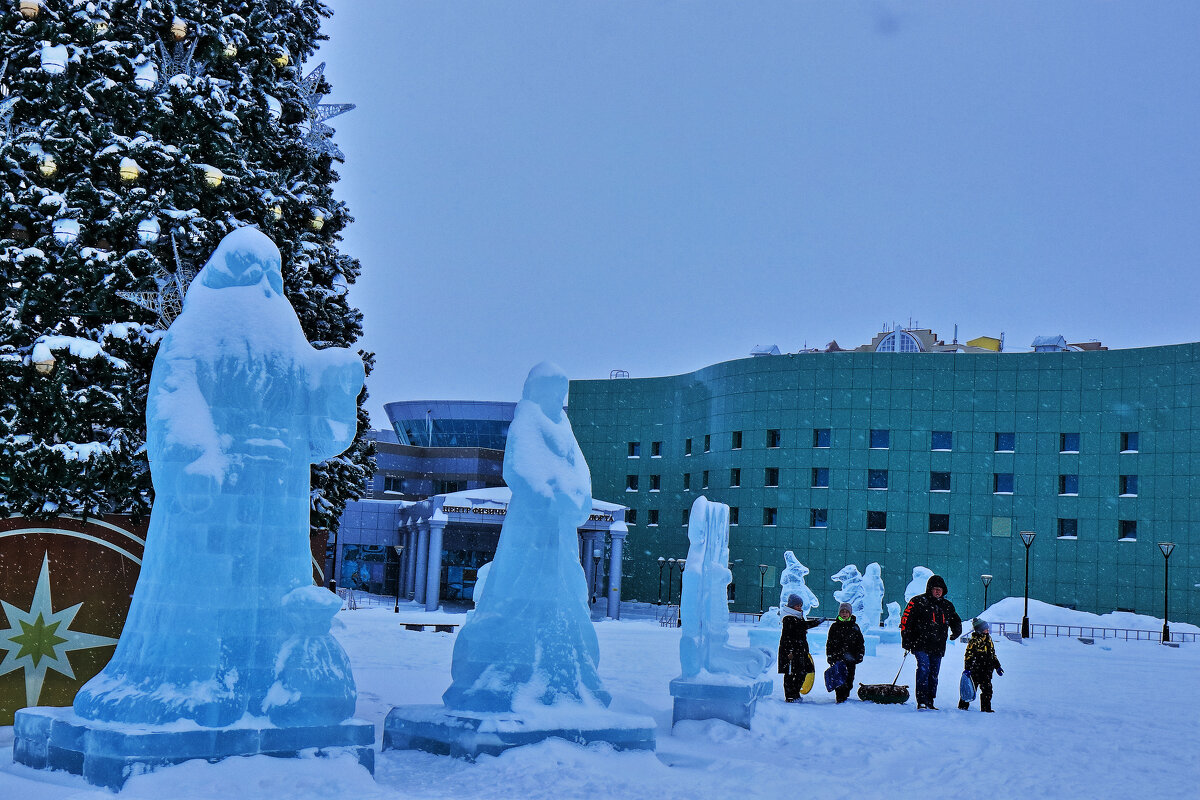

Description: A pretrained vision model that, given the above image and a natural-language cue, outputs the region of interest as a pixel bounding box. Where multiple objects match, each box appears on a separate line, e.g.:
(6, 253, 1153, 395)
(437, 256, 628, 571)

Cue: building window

(1057, 518, 1077, 539)
(649, 474, 661, 492)
(931, 430, 952, 451)
(929, 513, 950, 533)
(648, 509, 659, 526)
(866, 510, 887, 530)
(992, 517, 1012, 538)
(813, 428, 830, 448)
(626, 509, 637, 525)
(1060, 433, 1080, 453)
(731, 430, 742, 450)
(765, 467, 780, 487)
(682, 508, 689, 526)
(1119, 475, 1138, 496)
(869, 429, 890, 449)
(704, 434, 711, 452)
(1058, 474, 1079, 495)
(702, 470, 710, 489)
(628, 442, 640, 457)
(685, 438, 692, 456)
(651, 441, 662, 457)
(683, 473, 691, 491)
(383, 475, 405, 493)
(729, 506, 739, 525)
(730, 468, 741, 487)
(811, 467, 829, 488)
(1120, 432, 1139, 453)
(875, 330, 923, 352)
(809, 508, 827, 528)
(764, 507, 778, 526)
(995, 432, 1015, 452)
(930, 471, 950, 492)
(993, 473, 1014, 494)
(868, 469, 888, 490)
(433, 479, 465, 494)
(767, 429, 781, 448)
(1118, 519, 1137, 541)
(626, 475, 638, 492)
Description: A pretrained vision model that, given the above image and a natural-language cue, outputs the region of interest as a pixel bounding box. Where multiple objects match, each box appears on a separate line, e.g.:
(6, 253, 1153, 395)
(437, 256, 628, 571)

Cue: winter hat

(925, 574, 949, 596)
(787, 594, 803, 609)
(972, 617, 990, 634)
(838, 602, 853, 618)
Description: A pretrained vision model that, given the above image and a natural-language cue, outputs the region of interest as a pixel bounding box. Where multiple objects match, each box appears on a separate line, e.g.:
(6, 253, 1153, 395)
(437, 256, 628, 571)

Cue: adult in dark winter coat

(826, 602, 865, 703)
(778, 594, 823, 702)
(900, 574, 962, 709)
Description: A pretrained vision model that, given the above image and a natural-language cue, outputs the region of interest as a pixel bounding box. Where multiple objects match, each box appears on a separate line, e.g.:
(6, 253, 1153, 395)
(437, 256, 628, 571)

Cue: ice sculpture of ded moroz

(14, 227, 374, 788)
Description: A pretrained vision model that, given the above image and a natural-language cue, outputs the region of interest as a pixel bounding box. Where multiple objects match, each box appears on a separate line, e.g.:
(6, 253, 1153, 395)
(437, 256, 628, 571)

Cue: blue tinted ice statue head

(73, 227, 365, 729)
(441, 361, 611, 712)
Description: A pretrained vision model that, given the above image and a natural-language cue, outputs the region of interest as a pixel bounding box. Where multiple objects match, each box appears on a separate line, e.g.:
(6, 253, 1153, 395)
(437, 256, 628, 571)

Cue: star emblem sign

(0, 553, 119, 707)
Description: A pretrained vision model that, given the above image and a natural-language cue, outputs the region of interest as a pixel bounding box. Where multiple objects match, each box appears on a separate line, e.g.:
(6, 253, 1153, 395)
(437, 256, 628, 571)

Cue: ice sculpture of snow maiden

(383, 362, 655, 758)
(670, 497, 773, 728)
(748, 550, 818, 655)
(14, 228, 373, 789)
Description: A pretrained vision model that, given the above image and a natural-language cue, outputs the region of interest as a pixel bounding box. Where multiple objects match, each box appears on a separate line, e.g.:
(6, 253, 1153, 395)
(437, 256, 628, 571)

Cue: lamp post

(393, 545, 405, 613)
(1158, 542, 1175, 644)
(657, 556, 666, 604)
(666, 558, 676, 605)
(980, 574, 992, 615)
(676, 559, 686, 627)
(591, 548, 603, 605)
(1020, 531, 1036, 638)
(758, 564, 769, 613)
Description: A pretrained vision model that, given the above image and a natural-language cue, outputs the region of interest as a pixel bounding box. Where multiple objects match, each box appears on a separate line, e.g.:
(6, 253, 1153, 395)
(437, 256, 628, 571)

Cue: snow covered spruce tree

(0, 0, 372, 546)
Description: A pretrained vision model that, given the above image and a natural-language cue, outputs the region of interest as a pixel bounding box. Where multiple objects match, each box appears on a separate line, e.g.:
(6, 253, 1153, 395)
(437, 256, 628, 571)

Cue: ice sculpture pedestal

(669, 677, 773, 729)
(878, 629, 902, 644)
(14, 706, 374, 791)
(747, 627, 781, 656)
(383, 705, 655, 760)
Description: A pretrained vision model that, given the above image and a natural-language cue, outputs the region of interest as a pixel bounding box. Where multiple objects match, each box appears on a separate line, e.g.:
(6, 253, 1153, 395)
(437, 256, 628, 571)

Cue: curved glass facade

(385, 400, 515, 450)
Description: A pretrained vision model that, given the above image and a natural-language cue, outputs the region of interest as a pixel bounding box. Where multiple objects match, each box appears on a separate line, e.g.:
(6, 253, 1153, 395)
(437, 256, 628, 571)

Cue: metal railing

(991, 621, 1197, 644)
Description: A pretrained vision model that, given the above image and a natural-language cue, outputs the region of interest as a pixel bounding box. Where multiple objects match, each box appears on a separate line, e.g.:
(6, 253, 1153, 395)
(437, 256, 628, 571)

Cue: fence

(990, 621, 1197, 644)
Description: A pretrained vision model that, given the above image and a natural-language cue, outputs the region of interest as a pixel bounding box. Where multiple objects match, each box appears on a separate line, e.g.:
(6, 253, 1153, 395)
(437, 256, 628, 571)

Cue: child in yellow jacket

(959, 618, 1003, 712)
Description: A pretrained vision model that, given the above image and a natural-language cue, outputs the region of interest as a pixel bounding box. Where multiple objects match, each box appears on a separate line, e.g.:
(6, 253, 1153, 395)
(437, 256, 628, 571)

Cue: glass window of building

(626, 475, 638, 491)
(731, 431, 742, 450)
(809, 508, 827, 528)
(764, 507, 779, 526)
(813, 428, 830, 448)
(1119, 475, 1138, 496)
(628, 442, 640, 458)
(682, 508, 689, 526)
(649, 474, 661, 491)
(929, 513, 950, 533)
(729, 506, 739, 525)
(685, 438, 693, 456)
(703, 470, 710, 489)
(1059, 474, 1079, 495)
(765, 467, 780, 487)
(433, 479, 465, 494)
(626, 509, 637, 525)
(812, 467, 829, 488)
(704, 434, 711, 452)
(651, 441, 662, 457)
(995, 432, 1015, 452)
(1057, 518, 1078, 538)
(767, 429, 781, 448)
(875, 331, 923, 352)
(1120, 432, 1139, 452)
(994, 473, 1014, 493)
(866, 510, 886, 530)
(648, 509, 659, 526)
(931, 430, 952, 451)
(683, 473, 691, 491)
(1060, 433, 1080, 453)
(1118, 519, 1137, 540)
(868, 469, 888, 490)
(869, 429, 890, 449)
(930, 471, 950, 492)
(383, 475, 404, 493)
(730, 468, 741, 487)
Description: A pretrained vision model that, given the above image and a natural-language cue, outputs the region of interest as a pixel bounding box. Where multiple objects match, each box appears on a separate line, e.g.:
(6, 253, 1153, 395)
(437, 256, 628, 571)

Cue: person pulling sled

(900, 574, 962, 710)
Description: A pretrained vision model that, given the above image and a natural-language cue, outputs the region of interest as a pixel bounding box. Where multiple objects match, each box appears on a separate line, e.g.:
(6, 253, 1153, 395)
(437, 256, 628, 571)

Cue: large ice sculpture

(384, 363, 654, 757)
(670, 497, 772, 728)
(859, 562, 885, 634)
(14, 227, 373, 789)
(832, 564, 864, 613)
(905, 566, 934, 603)
(779, 551, 820, 618)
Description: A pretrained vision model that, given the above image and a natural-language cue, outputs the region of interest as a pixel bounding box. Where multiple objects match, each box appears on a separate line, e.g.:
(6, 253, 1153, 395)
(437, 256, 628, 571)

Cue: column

(581, 530, 601, 598)
(405, 530, 418, 599)
(606, 531, 626, 619)
(424, 521, 445, 612)
(414, 524, 430, 606)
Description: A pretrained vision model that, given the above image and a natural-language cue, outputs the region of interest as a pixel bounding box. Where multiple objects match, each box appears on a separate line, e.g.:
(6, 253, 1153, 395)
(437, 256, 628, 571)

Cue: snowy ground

(2, 600, 1197, 799)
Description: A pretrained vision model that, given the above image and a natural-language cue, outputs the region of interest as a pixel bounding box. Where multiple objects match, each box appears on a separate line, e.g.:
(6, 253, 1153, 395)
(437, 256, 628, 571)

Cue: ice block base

(669, 676, 773, 729)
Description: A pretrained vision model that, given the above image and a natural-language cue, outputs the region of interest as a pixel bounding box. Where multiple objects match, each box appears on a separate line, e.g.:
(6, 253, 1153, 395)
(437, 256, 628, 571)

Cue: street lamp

(591, 548, 603, 605)
(666, 558, 676, 605)
(676, 559, 686, 627)
(758, 564, 769, 613)
(1158, 542, 1175, 644)
(1020, 531, 1036, 638)
(393, 545, 405, 613)
(657, 556, 666, 605)
(980, 574, 993, 614)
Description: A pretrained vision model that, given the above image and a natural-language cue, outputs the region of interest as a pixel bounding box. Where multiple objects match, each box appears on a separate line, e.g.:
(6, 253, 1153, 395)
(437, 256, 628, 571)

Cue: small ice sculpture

(472, 561, 492, 605)
(442, 362, 609, 712)
(832, 564, 863, 608)
(778, 551, 820, 618)
(884, 602, 902, 630)
(905, 566, 934, 603)
(859, 562, 885, 633)
(679, 497, 771, 680)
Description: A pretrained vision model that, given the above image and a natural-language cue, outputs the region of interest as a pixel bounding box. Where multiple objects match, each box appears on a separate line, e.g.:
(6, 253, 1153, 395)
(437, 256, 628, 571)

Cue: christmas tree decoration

(116, 235, 197, 328)
(295, 62, 355, 161)
(90, 20, 110, 37)
(51, 217, 78, 245)
(308, 210, 325, 231)
(269, 203, 283, 221)
(19, 0, 41, 20)
(272, 48, 290, 68)
(133, 59, 157, 91)
(152, 36, 204, 91)
(37, 154, 57, 177)
(199, 163, 223, 187)
(136, 217, 160, 245)
(221, 41, 237, 60)
(118, 157, 142, 182)
(32, 351, 55, 376)
(40, 44, 68, 75)
(169, 16, 189, 42)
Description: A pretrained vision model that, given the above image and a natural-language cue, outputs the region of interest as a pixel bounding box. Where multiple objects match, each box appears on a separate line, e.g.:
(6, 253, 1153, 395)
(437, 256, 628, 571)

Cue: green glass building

(568, 342, 1199, 626)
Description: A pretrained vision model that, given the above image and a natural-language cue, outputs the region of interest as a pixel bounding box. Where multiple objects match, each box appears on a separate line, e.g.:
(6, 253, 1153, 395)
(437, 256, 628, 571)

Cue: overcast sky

(316, 1, 1200, 426)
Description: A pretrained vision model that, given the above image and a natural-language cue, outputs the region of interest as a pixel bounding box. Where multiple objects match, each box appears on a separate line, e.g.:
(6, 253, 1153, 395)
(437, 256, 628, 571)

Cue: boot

(981, 698, 993, 713)
(958, 700, 969, 710)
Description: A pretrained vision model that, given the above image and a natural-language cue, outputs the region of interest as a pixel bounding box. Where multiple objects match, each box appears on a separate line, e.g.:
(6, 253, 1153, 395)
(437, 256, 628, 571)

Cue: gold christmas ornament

(222, 42, 238, 60)
(19, 0, 41, 20)
(269, 204, 283, 222)
(91, 20, 110, 36)
(170, 17, 189, 42)
(33, 351, 55, 375)
(272, 49, 290, 68)
(308, 211, 325, 231)
(201, 164, 224, 188)
(38, 155, 57, 178)
(119, 157, 143, 182)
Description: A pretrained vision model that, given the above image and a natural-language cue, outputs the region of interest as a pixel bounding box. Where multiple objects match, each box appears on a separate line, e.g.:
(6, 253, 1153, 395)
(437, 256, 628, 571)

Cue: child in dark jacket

(826, 602, 866, 703)
(959, 618, 1003, 712)
(779, 594, 823, 702)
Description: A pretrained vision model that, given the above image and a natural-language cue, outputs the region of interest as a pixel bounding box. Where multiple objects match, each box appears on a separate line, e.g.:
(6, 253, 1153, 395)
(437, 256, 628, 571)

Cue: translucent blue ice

(73, 227, 365, 729)
(778, 551, 819, 617)
(859, 562, 885, 634)
(679, 497, 771, 680)
(442, 362, 610, 712)
(905, 566, 934, 603)
(884, 602, 902, 631)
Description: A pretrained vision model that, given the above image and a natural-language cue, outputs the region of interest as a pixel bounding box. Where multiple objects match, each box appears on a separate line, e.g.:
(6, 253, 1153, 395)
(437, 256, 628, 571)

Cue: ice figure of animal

(905, 566, 934, 603)
(679, 497, 771, 680)
(777, 551, 819, 618)
(859, 562, 885, 633)
(884, 602, 902, 630)
(72, 227, 365, 729)
(441, 362, 610, 712)
(832, 564, 864, 613)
